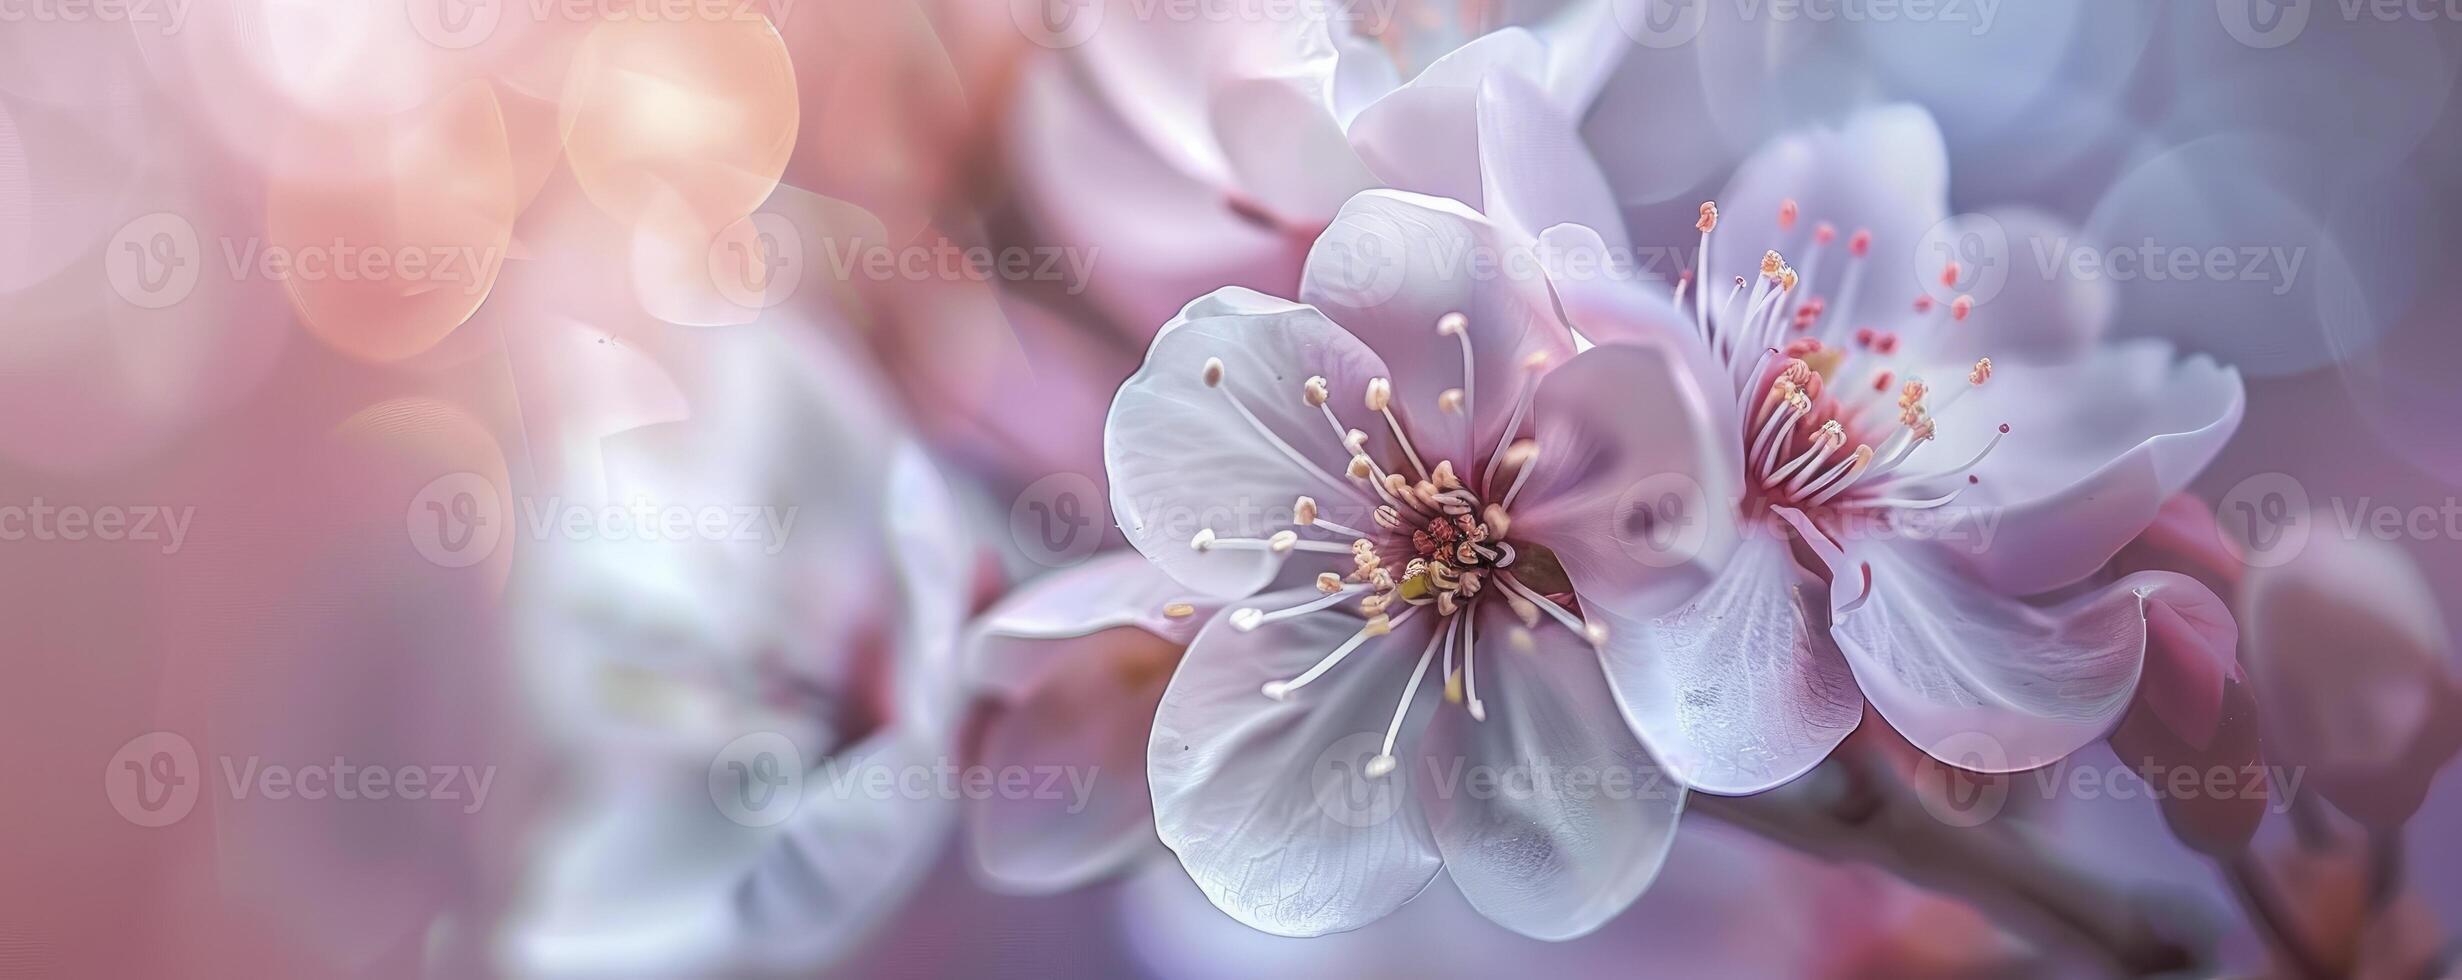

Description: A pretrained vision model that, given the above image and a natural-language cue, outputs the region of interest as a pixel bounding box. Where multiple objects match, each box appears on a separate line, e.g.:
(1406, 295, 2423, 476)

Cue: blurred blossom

(2241, 516, 2462, 830)
(503, 324, 971, 976)
(1011, 0, 1624, 334)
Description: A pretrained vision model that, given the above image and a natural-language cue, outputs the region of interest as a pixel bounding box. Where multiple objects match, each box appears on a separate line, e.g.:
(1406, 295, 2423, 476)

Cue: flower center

(1185, 312, 1606, 777)
(1679, 199, 2011, 582)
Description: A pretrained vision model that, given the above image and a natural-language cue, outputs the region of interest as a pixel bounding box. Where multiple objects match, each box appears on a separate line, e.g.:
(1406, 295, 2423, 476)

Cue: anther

(1303, 376, 1329, 407)
(1969, 358, 1993, 386)
(1778, 198, 1799, 230)
(1202, 357, 1225, 388)
(1268, 530, 1299, 553)
(1697, 201, 1719, 233)
(1365, 377, 1393, 413)
(1951, 295, 1973, 321)
(1190, 528, 1217, 551)
(1293, 497, 1319, 524)
(1437, 312, 1468, 336)
(1164, 602, 1196, 619)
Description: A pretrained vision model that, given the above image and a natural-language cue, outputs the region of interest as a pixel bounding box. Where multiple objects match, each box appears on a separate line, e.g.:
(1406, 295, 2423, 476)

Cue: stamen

(1500, 572, 1604, 647)
(1230, 586, 1364, 632)
(1460, 609, 1484, 721)
(1367, 377, 1429, 478)
(1439, 312, 1474, 424)
(1366, 626, 1448, 777)
(1694, 202, 1717, 340)
(1478, 354, 1546, 496)
(1206, 357, 1358, 498)
(1498, 439, 1542, 509)
(1261, 606, 1421, 700)
(1803, 444, 1877, 506)
(1194, 533, 1353, 556)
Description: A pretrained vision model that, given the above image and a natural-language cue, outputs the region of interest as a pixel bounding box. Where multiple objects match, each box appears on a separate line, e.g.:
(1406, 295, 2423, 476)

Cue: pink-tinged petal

(968, 552, 1215, 700)
(2120, 504, 2244, 750)
(967, 628, 1179, 893)
(1475, 70, 1626, 249)
(1010, 61, 1310, 333)
(2111, 677, 2266, 858)
(1597, 530, 1862, 794)
(1710, 104, 1948, 321)
(1506, 342, 1740, 619)
(1210, 74, 1377, 223)
(1345, 29, 1547, 208)
(2243, 527, 2461, 828)
(1820, 542, 2227, 774)
(1418, 602, 1685, 940)
(1299, 190, 1576, 471)
(1105, 289, 1392, 600)
(1918, 340, 2243, 595)
(1150, 593, 1445, 937)
(1533, 222, 1735, 420)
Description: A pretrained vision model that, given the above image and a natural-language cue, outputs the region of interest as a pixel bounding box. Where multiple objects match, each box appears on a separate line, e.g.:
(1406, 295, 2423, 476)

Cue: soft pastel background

(2, 2, 2458, 977)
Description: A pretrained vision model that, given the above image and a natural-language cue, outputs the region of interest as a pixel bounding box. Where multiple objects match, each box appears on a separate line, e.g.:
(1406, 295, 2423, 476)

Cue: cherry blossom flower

(1548, 105, 2247, 793)
(1011, 0, 1630, 333)
(503, 323, 970, 977)
(1104, 188, 1733, 938)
